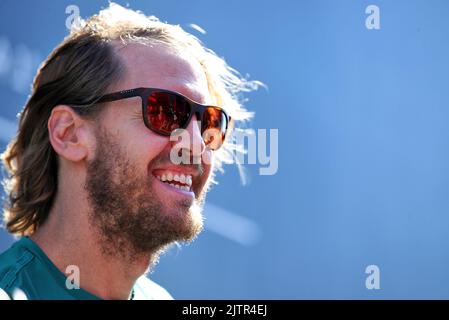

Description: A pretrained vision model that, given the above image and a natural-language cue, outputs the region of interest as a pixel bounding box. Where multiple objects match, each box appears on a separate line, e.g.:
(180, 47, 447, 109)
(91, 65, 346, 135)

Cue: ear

(48, 105, 92, 162)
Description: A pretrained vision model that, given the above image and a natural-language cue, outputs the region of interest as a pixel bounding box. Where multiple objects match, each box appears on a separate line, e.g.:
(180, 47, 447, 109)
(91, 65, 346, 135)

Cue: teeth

(156, 172, 193, 189)
(179, 174, 186, 184)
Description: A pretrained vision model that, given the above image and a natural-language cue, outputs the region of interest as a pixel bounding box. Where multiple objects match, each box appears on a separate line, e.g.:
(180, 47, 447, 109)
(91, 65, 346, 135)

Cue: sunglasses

(72, 87, 231, 150)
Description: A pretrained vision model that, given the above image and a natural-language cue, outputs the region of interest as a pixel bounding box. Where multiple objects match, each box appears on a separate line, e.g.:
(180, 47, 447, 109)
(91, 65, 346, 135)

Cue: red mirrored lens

(202, 107, 228, 150)
(146, 91, 228, 150)
(146, 92, 190, 134)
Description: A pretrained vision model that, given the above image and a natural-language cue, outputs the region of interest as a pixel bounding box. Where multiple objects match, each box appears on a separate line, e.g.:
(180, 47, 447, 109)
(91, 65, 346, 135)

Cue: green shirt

(0, 237, 173, 300)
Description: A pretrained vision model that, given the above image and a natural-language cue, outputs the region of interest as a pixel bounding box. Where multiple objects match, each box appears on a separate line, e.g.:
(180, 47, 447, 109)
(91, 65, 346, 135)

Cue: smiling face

(85, 42, 215, 260)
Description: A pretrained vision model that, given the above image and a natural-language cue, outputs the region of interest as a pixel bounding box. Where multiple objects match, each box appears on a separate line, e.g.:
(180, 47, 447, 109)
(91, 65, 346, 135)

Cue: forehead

(113, 42, 212, 104)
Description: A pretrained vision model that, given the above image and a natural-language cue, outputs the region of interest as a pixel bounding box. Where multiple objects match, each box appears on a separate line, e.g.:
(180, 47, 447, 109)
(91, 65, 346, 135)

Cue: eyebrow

(171, 85, 210, 105)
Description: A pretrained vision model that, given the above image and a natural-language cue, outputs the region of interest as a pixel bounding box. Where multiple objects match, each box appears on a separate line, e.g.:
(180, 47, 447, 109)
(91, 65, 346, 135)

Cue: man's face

(85, 43, 214, 260)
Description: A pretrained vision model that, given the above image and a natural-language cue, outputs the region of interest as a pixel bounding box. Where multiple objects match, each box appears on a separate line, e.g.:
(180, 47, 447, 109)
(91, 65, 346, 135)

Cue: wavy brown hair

(1, 30, 124, 235)
(2, 3, 261, 236)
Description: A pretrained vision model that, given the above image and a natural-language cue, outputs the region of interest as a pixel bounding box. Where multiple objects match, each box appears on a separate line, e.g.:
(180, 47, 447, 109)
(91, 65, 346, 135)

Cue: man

(0, 3, 259, 300)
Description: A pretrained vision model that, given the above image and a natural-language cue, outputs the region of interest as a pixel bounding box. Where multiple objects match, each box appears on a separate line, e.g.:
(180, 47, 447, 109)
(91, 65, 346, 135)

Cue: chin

(171, 202, 204, 243)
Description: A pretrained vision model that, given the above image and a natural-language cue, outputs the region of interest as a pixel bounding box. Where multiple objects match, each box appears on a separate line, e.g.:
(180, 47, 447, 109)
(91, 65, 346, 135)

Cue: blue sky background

(1, 0, 449, 299)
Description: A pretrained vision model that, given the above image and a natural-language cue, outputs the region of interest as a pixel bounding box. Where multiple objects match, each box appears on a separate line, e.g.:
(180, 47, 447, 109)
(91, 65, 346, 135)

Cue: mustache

(149, 152, 205, 176)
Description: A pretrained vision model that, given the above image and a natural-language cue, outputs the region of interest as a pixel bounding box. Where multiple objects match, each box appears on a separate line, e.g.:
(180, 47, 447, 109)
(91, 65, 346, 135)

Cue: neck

(30, 198, 153, 300)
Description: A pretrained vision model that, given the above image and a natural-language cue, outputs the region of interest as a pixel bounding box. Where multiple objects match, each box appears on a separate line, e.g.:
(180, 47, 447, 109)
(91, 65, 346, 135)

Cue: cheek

(202, 150, 214, 175)
(124, 129, 170, 167)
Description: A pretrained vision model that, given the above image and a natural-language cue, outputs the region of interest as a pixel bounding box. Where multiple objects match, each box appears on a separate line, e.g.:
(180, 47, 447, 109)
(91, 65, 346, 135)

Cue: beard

(85, 127, 206, 264)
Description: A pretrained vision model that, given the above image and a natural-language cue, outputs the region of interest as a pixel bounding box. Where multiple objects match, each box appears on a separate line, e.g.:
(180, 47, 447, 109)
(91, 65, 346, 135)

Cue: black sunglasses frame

(78, 87, 231, 149)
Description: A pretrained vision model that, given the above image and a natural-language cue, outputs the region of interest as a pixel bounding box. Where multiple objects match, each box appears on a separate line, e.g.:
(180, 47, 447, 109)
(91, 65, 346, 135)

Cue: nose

(188, 114, 206, 157)
(170, 114, 206, 161)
